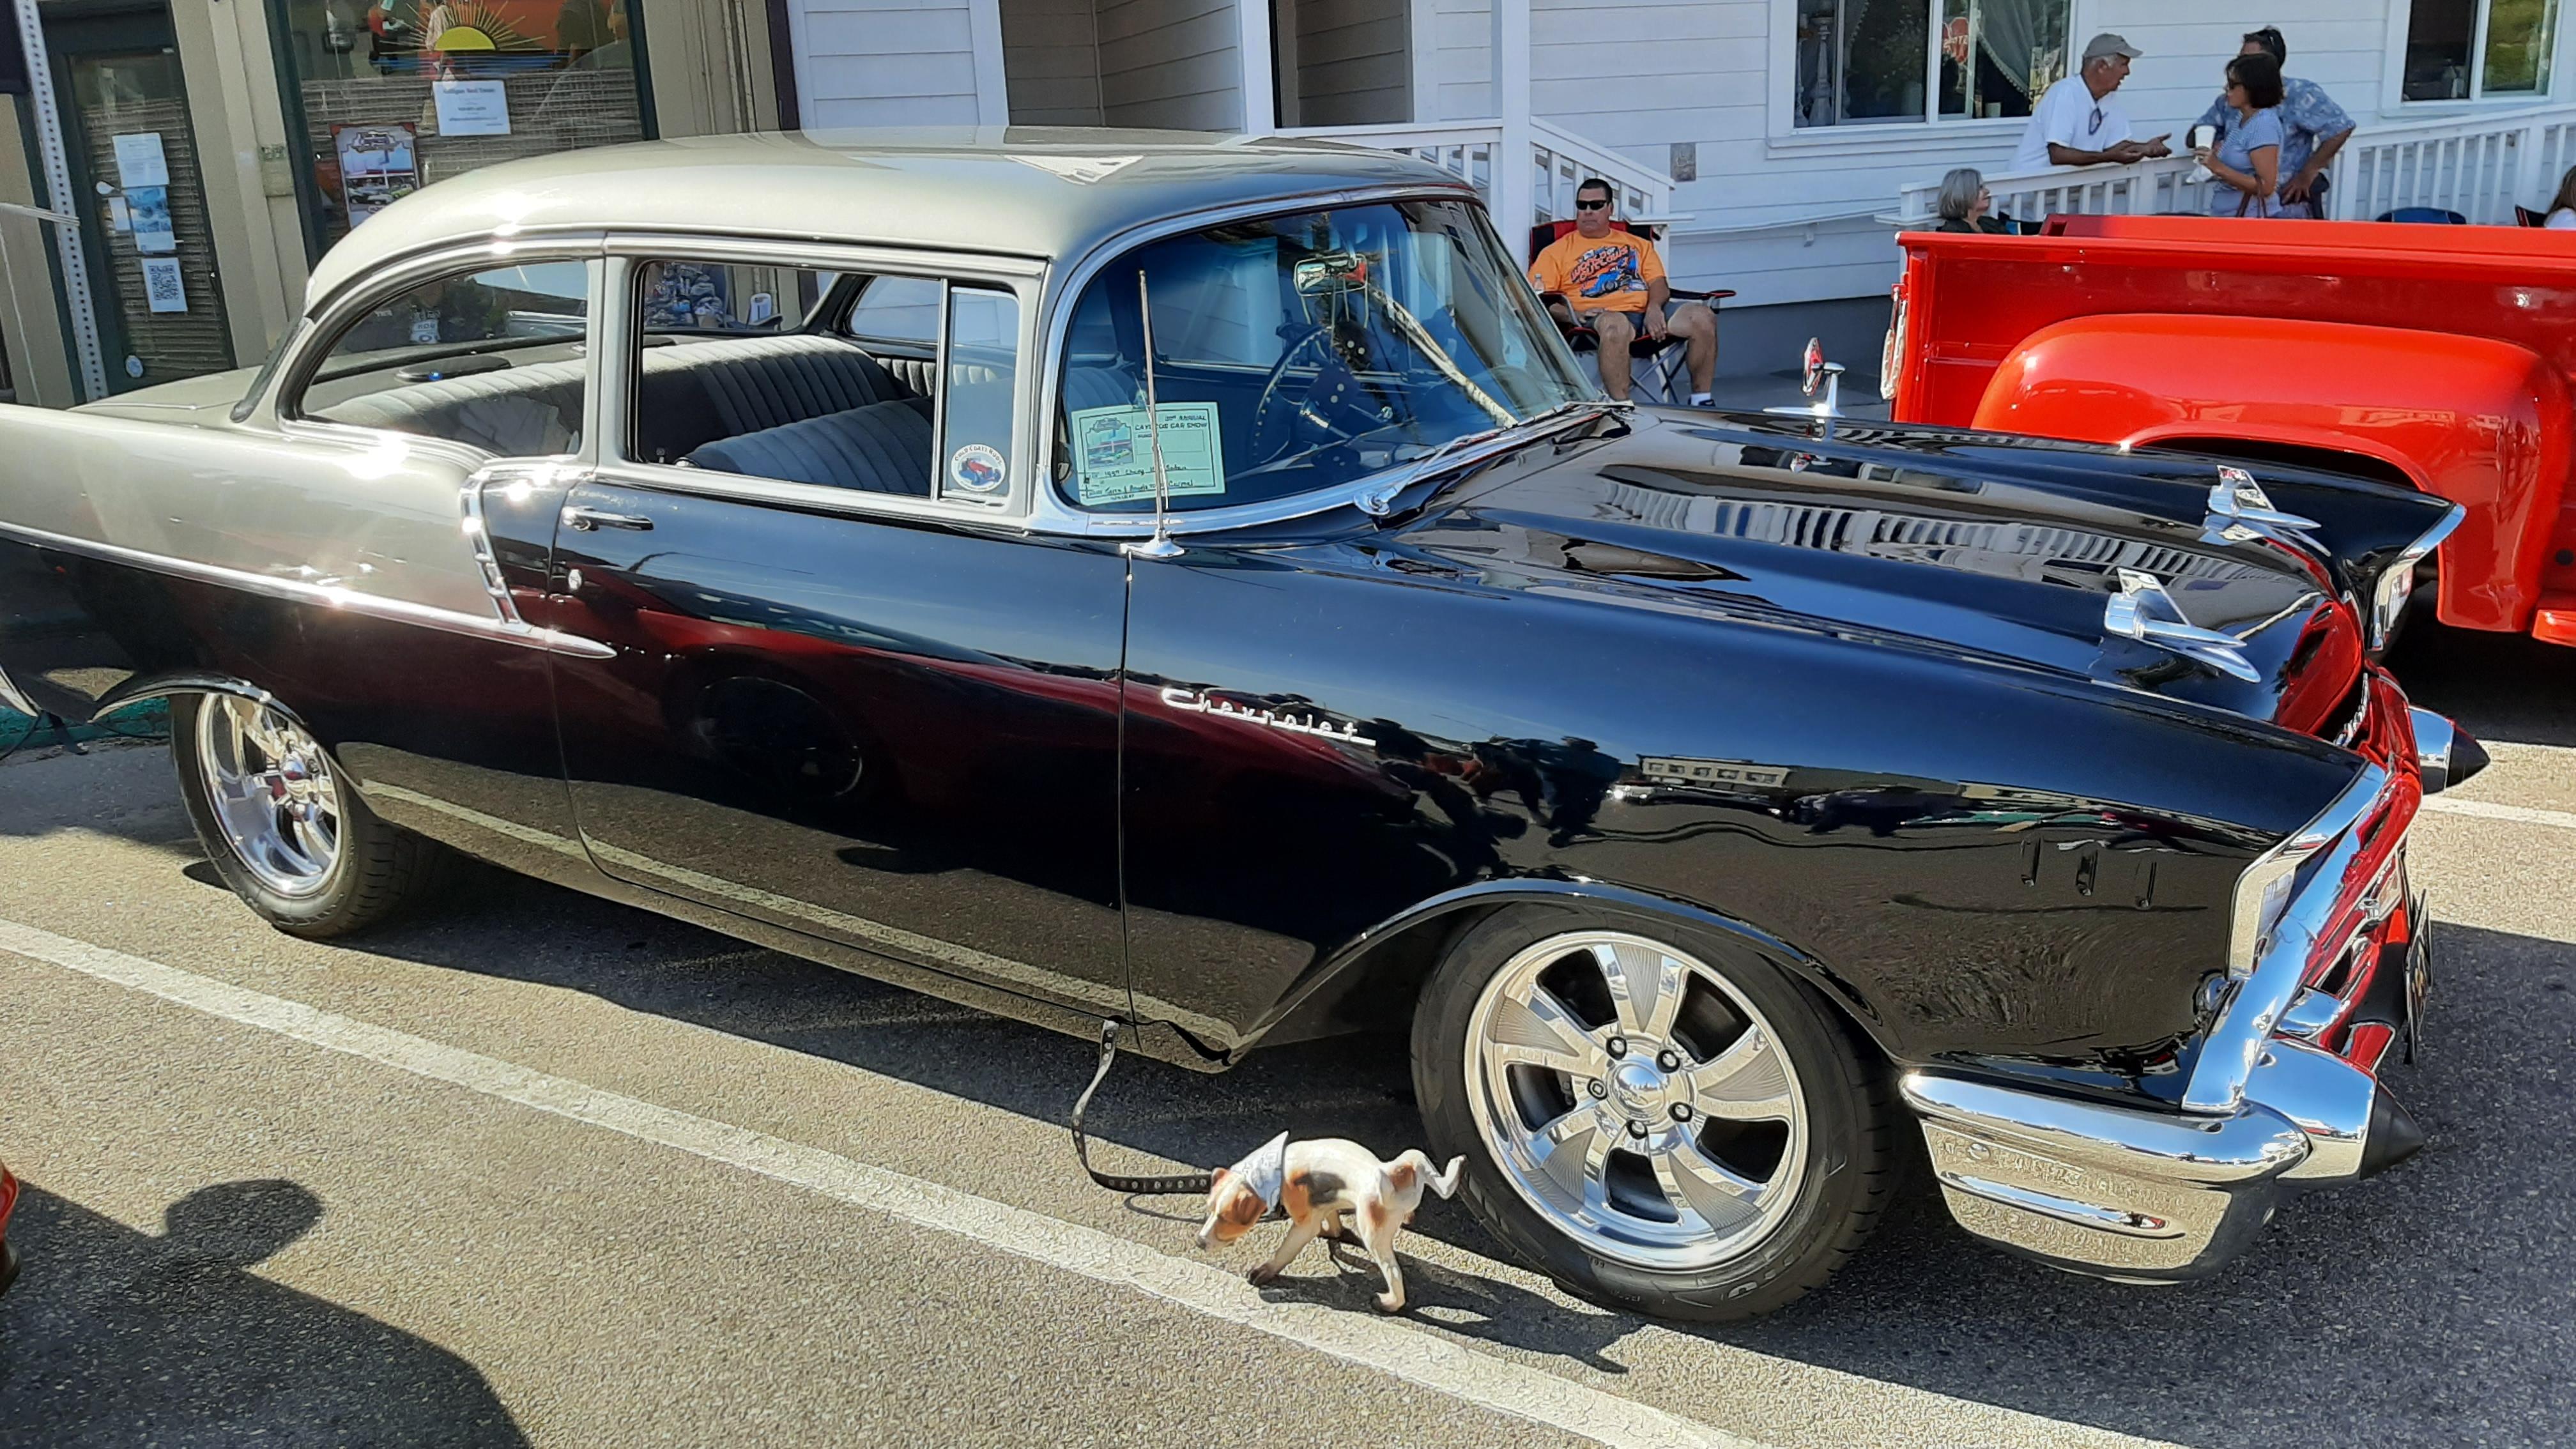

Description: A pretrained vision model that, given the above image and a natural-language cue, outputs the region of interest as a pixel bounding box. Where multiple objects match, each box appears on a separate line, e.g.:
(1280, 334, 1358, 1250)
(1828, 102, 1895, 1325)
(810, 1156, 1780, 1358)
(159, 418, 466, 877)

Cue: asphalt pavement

(0, 620, 2566, 1448)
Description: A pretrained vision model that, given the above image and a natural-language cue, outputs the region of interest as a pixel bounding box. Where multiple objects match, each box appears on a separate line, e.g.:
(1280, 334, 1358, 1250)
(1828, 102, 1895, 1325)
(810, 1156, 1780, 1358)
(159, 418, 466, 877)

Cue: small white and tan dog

(1195, 1134, 1465, 1313)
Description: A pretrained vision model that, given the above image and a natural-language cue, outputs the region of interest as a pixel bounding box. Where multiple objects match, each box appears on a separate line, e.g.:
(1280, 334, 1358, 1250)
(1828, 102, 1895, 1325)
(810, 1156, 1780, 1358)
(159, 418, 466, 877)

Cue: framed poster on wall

(332, 122, 421, 227)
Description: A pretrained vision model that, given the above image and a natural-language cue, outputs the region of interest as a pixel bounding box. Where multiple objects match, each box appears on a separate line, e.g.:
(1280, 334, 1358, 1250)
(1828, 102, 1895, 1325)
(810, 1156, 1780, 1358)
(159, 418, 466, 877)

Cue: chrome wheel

(1465, 930, 1809, 1271)
(195, 696, 342, 898)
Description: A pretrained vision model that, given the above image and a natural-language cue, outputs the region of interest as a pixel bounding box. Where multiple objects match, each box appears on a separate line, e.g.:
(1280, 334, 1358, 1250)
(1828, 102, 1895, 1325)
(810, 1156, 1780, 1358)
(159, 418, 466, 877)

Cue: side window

(939, 288, 1020, 506)
(843, 276, 943, 349)
(295, 262, 590, 458)
(632, 257, 1020, 510)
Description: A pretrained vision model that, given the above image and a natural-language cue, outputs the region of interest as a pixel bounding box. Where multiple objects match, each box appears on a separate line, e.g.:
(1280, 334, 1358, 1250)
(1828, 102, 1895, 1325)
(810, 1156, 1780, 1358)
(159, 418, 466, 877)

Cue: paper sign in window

(126, 187, 174, 254)
(1069, 403, 1225, 505)
(433, 80, 511, 136)
(112, 132, 168, 188)
(141, 257, 187, 314)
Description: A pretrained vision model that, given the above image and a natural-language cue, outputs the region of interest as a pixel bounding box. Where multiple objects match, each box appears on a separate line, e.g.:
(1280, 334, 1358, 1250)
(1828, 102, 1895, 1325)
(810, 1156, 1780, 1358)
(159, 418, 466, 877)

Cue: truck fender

(1970, 313, 2570, 634)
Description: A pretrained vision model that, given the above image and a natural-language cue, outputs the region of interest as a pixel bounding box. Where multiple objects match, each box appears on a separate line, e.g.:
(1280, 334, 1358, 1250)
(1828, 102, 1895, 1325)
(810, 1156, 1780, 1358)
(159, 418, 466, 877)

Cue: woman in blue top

(2199, 54, 2285, 218)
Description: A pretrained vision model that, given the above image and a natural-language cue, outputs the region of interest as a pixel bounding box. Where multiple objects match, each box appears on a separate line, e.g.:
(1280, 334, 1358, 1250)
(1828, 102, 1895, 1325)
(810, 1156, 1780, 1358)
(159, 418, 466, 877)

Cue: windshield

(1053, 199, 1592, 514)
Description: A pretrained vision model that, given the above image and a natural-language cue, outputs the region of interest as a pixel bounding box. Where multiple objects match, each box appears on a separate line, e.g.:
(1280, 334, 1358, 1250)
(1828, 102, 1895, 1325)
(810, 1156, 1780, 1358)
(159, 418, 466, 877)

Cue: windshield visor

(1054, 199, 1592, 514)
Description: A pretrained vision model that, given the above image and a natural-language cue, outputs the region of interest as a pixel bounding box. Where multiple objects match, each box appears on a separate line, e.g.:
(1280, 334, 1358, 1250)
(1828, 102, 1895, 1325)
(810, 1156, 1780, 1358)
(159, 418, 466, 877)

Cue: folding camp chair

(1528, 219, 1733, 404)
(2517, 204, 2548, 227)
(2375, 207, 2469, 224)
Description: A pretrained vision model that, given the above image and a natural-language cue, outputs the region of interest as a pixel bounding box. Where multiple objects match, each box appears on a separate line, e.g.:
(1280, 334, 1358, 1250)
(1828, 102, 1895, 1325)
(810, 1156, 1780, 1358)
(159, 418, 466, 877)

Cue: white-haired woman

(1933, 169, 2010, 234)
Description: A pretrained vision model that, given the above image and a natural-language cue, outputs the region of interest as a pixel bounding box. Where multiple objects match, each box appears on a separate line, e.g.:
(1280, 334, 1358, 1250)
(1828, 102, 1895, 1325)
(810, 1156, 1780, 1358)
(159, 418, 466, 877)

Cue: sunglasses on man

(1575, 197, 1611, 211)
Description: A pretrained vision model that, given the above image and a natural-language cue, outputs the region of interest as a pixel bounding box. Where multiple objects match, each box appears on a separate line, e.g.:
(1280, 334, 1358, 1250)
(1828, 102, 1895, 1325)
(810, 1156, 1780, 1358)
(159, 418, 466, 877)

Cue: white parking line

(2421, 796, 2576, 832)
(0, 915, 2176, 1449)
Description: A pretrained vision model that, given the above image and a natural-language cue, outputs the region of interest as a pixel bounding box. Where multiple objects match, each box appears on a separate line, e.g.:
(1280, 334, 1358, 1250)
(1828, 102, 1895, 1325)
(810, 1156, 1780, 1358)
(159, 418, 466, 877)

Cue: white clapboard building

(772, 0, 2576, 370)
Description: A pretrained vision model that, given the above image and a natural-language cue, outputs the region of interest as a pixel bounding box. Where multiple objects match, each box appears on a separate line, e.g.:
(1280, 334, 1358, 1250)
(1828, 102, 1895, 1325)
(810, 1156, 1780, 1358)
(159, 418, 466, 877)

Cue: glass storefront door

(45, 1, 234, 392)
(270, 1, 651, 257)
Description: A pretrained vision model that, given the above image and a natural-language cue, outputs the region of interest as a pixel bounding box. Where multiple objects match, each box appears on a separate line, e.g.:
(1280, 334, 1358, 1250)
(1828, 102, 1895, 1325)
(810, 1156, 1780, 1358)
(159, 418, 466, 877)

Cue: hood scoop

(2103, 567, 2263, 682)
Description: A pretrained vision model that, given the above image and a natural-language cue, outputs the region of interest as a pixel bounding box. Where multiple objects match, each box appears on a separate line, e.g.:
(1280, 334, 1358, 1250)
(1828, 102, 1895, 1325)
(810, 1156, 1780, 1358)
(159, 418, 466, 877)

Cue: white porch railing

(1892, 103, 2576, 227)
(1278, 118, 1679, 229)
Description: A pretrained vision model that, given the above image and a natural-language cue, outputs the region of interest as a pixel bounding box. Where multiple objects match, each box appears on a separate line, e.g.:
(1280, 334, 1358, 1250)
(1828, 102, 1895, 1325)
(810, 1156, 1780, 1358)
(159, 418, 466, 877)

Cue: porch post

(1492, 0, 1533, 234)
(12, 0, 105, 400)
(1239, 0, 1275, 134)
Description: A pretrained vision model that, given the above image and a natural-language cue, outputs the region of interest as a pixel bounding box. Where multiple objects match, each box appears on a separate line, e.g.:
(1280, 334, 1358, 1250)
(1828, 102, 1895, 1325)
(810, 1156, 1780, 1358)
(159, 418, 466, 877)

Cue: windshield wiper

(1355, 399, 1626, 516)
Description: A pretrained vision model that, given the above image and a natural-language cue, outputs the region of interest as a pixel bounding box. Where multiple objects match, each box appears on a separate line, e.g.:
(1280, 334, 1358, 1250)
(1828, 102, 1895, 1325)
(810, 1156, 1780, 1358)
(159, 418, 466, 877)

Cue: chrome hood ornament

(1765, 338, 1844, 431)
(2103, 567, 2263, 683)
(2202, 465, 2319, 546)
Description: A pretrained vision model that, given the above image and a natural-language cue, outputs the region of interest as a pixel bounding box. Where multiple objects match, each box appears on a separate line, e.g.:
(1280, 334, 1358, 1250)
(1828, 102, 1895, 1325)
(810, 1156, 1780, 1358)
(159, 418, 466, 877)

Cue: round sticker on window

(949, 443, 1007, 495)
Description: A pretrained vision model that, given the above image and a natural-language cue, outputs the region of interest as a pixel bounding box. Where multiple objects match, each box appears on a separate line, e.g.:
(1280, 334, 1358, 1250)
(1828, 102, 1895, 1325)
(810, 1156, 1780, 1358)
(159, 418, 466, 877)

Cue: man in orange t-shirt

(1527, 178, 1717, 404)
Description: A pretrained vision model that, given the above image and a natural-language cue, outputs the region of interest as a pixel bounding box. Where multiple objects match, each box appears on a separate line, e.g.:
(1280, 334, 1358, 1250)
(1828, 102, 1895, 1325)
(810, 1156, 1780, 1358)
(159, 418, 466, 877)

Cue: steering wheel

(1247, 325, 1390, 466)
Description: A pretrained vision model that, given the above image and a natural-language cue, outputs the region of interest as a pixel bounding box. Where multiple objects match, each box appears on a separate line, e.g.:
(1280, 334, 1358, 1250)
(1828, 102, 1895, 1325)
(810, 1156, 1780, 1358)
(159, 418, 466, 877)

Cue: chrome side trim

(2193, 762, 2395, 1114)
(2371, 503, 2464, 651)
(0, 517, 615, 661)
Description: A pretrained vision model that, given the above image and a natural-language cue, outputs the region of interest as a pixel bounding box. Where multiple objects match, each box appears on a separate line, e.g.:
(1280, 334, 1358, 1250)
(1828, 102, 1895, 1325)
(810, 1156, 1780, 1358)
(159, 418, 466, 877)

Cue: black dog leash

(1070, 1020, 1215, 1197)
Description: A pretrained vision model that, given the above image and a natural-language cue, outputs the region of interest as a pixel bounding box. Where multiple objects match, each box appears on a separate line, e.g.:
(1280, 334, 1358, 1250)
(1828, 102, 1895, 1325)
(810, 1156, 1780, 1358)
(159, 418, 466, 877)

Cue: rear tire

(1410, 902, 1895, 1321)
(172, 694, 458, 940)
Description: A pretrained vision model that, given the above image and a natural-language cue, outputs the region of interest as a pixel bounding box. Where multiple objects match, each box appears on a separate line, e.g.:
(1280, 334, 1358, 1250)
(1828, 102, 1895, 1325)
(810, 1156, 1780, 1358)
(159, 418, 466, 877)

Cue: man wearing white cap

(2011, 34, 2172, 172)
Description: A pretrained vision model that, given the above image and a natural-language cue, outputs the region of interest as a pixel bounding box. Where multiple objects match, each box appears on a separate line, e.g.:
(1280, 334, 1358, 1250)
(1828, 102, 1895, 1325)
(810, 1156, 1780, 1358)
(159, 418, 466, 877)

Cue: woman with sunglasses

(2198, 53, 2286, 218)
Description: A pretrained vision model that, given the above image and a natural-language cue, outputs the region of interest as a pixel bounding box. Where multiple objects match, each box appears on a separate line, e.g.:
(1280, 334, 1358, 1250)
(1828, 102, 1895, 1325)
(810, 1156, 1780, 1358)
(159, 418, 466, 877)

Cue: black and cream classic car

(0, 130, 2476, 1319)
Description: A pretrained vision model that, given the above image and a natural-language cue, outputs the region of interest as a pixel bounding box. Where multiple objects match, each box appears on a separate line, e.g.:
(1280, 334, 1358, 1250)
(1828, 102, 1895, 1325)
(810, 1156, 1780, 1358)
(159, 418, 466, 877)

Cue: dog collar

(1229, 1131, 1289, 1213)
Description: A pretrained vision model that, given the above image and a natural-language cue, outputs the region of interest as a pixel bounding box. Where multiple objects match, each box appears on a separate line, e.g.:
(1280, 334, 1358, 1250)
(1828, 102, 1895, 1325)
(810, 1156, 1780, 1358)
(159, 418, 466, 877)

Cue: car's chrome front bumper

(1903, 763, 2435, 1284)
(1901, 923, 2427, 1282)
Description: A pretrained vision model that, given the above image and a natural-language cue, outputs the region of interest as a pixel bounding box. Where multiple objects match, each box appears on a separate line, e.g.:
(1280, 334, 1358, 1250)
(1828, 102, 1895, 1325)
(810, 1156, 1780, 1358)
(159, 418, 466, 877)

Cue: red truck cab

(1885, 215, 2576, 645)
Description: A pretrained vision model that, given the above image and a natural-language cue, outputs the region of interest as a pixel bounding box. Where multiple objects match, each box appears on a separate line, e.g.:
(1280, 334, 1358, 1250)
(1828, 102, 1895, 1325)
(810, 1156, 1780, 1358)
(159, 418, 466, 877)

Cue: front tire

(172, 694, 457, 939)
(1410, 903, 1894, 1321)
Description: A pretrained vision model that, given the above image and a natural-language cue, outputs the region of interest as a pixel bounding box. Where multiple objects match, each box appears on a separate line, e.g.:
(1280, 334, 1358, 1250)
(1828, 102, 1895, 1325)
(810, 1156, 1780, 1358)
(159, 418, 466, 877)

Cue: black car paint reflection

(0, 407, 2418, 1110)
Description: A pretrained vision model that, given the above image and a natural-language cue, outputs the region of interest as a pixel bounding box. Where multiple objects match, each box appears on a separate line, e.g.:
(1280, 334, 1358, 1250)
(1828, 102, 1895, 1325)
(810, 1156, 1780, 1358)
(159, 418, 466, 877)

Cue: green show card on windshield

(1070, 403, 1227, 505)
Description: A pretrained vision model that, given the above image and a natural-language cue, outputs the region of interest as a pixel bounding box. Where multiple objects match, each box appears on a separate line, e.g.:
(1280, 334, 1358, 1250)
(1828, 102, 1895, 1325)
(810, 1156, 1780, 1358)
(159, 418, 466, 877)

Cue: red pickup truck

(1884, 215, 2576, 647)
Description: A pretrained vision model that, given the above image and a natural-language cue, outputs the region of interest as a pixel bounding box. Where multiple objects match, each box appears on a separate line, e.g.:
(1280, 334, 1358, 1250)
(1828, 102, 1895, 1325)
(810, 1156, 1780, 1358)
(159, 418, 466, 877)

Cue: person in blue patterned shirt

(2192, 27, 2355, 218)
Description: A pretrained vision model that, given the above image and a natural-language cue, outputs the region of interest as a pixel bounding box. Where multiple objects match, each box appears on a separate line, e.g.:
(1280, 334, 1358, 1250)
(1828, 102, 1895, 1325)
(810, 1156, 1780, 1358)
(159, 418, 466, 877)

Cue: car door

(539, 244, 1133, 1020)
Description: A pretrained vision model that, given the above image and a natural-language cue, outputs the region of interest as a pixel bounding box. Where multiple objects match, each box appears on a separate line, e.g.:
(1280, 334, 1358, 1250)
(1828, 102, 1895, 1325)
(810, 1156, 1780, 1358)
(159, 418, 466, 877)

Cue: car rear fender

(1969, 313, 2569, 634)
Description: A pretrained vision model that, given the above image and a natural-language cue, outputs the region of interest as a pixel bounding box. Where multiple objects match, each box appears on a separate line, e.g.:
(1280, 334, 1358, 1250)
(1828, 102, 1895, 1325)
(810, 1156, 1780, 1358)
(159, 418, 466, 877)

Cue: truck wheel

(172, 694, 457, 940)
(1411, 904, 1894, 1321)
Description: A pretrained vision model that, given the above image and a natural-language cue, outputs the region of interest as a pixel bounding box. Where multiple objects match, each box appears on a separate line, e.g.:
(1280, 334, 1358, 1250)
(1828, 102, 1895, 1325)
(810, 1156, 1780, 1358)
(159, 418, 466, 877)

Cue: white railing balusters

(1276, 118, 1678, 226)
(1894, 102, 2576, 227)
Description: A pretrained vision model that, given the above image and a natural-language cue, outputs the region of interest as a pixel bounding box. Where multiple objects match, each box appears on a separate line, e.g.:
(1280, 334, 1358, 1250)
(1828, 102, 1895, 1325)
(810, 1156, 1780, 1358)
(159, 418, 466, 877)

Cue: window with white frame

(2402, 0, 2561, 100)
(1794, 0, 2071, 126)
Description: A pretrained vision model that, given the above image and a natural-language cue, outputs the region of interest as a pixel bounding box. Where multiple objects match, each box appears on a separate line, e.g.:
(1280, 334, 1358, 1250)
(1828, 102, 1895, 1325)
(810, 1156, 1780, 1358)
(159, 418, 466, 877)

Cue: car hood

(1395, 408, 2361, 732)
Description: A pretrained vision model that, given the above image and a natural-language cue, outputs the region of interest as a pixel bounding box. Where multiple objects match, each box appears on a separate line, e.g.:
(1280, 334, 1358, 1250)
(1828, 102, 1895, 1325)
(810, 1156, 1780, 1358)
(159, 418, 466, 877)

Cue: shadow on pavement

(0, 1179, 527, 1448)
(2385, 619, 2576, 747)
(18, 730, 2557, 1446)
(340, 867, 2576, 1449)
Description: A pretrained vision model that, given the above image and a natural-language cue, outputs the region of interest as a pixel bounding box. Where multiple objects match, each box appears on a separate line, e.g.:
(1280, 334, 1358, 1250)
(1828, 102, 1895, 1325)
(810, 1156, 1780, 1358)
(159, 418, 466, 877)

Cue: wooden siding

(1004, 0, 1109, 123)
(1288, 0, 1412, 126)
(792, 0, 987, 126)
(1098, 0, 1246, 128)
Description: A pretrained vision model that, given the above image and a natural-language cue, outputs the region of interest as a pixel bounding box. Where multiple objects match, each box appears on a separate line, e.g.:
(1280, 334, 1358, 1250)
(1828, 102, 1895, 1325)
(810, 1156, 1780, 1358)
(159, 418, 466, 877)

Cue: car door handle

(562, 506, 653, 532)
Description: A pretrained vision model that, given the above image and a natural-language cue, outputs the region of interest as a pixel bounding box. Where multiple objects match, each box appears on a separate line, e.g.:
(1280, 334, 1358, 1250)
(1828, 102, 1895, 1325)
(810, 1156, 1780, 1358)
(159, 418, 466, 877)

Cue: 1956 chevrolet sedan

(0, 130, 2479, 1319)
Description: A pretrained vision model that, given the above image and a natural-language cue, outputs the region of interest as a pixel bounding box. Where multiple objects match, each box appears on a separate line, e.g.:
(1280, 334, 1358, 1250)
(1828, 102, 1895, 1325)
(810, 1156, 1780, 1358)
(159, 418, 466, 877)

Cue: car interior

(300, 261, 1015, 503)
